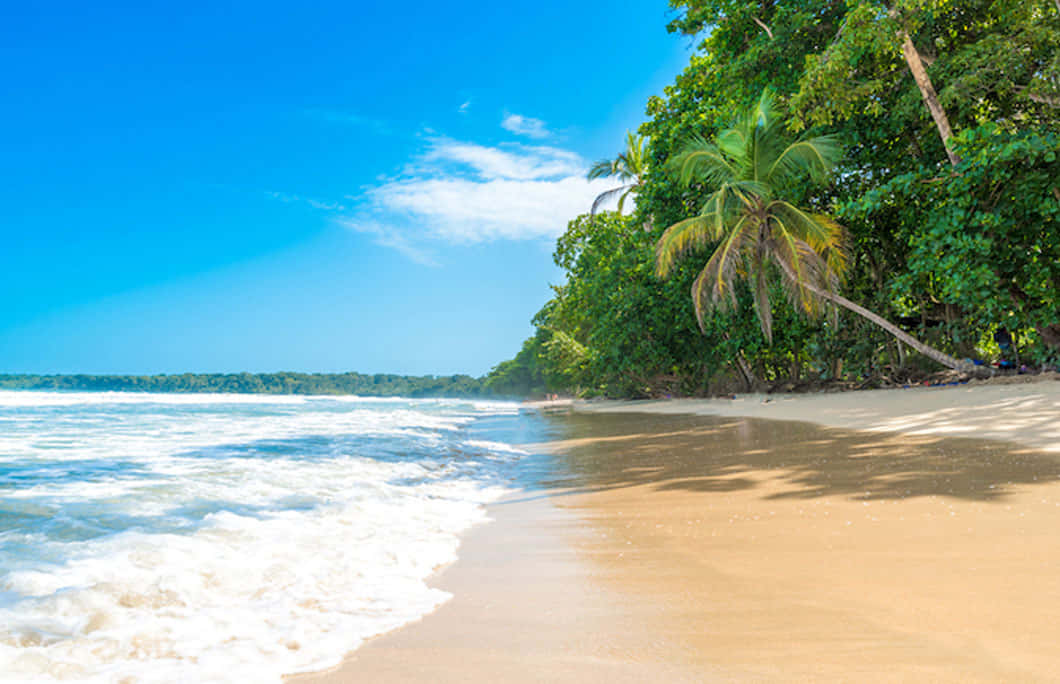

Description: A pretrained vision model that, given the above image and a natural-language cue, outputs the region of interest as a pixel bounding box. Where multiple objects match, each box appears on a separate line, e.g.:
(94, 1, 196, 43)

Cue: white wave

(0, 391, 312, 408)
(0, 479, 506, 682)
(0, 392, 527, 682)
(0, 391, 522, 412)
(462, 439, 530, 456)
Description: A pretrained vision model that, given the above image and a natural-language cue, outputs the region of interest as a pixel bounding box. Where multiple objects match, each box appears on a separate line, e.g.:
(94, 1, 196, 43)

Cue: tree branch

(751, 16, 774, 40)
(1013, 84, 1060, 107)
(1028, 92, 1060, 107)
(898, 29, 960, 166)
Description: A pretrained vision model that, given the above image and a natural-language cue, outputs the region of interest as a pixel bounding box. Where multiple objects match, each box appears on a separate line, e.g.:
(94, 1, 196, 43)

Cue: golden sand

(292, 382, 1060, 682)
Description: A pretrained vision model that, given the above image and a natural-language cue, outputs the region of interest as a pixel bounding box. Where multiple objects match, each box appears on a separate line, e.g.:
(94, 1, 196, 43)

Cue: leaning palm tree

(587, 131, 649, 216)
(655, 89, 975, 374)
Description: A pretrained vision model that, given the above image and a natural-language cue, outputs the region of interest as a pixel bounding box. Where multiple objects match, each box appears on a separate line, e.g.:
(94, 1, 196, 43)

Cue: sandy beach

(292, 378, 1060, 682)
(573, 376, 1060, 454)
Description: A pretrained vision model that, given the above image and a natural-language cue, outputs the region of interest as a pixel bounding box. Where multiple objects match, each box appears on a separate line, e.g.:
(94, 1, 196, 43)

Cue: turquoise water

(0, 391, 531, 682)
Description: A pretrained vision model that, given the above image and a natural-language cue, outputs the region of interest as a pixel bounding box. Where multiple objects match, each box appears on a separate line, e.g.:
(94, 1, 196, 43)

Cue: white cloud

(418, 138, 582, 180)
(501, 113, 551, 139)
(370, 175, 611, 242)
(458, 100, 471, 114)
(354, 137, 614, 245)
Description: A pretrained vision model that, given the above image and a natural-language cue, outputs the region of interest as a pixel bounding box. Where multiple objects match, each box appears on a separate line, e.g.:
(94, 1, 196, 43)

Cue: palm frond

(590, 184, 634, 216)
(586, 132, 650, 214)
(769, 218, 833, 315)
(588, 132, 650, 180)
(716, 128, 746, 161)
(612, 154, 634, 180)
(765, 135, 842, 185)
(797, 209, 847, 282)
(615, 185, 638, 215)
(587, 158, 617, 180)
(722, 182, 761, 212)
(753, 88, 778, 128)
(731, 179, 773, 200)
(624, 131, 648, 174)
(699, 190, 740, 242)
(768, 201, 846, 275)
(752, 89, 785, 142)
(753, 267, 774, 343)
(689, 214, 756, 329)
(655, 214, 719, 277)
(669, 137, 737, 187)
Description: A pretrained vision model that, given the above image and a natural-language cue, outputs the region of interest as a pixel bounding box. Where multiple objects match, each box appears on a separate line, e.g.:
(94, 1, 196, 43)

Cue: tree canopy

(486, 0, 1060, 398)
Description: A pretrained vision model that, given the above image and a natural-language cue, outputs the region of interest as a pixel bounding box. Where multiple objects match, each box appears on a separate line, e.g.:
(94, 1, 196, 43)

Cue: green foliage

(846, 125, 1060, 361)
(482, 332, 551, 397)
(534, 212, 735, 397)
(488, 0, 1060, 397)
(793, 0, 1060, 145)
(640, 0, 850, 248)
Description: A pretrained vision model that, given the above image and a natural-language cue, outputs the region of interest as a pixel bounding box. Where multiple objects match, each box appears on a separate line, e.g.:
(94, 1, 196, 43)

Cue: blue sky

(0, 1, 692, 376)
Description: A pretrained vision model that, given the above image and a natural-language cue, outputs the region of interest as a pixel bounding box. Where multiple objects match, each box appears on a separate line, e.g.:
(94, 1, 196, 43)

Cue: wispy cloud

(303, 108, 392, 135)
(338, 219, 439, 266)
(264, 190, 436, 264)
(500, 113, 550, 139)
(266, 191, 348, 212)
(458, 100, 471, 114)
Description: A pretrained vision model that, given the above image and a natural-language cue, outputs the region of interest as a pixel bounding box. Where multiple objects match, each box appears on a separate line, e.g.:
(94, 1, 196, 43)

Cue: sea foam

(0, 392, 526, 682)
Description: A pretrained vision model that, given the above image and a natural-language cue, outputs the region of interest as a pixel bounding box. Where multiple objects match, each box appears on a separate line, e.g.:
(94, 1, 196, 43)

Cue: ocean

(0, 391, 539, 682)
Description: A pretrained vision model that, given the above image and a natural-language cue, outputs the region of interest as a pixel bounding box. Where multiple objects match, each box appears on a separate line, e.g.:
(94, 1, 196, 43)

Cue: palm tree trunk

(898, 29, 960, 167)
(735, 352, 758, 391)
(817, 286, 985, 375)
(722, 331, 758, 391)
(774, 261, 984, 375)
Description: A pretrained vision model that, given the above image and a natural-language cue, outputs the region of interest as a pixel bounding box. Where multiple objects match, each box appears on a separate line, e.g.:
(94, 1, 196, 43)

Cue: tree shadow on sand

(528, 412, 1060, 502)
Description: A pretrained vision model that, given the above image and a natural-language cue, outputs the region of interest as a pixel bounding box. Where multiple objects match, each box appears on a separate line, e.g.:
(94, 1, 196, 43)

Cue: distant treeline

(0, 372, 496, 398)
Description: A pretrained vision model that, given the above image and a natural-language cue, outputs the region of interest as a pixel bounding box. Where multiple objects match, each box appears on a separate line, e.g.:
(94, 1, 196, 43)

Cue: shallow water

(0, 391, 536, 682)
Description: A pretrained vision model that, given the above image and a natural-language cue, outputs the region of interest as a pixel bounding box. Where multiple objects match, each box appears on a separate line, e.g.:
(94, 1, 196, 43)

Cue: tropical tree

(655, 89, 975, 374)
(793, 0, 1060, 167)
(587, 131, 650, 216)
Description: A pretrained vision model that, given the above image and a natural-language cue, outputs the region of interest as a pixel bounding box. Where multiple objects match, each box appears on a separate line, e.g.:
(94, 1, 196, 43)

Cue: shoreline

(287, 491, 710, 683)
(292, 380, 1060, 682)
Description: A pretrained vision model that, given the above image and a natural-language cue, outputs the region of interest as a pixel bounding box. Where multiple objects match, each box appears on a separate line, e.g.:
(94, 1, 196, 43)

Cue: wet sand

(292, 383, 1060, 682)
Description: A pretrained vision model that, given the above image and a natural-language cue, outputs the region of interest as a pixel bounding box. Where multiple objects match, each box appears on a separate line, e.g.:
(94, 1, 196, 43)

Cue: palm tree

(655, 89, 976, 374)
(587, 131, 649, 216)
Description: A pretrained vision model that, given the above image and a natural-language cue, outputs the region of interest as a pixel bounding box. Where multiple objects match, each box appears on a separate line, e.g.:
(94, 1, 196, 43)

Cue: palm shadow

(528, 411, 1060, 502)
